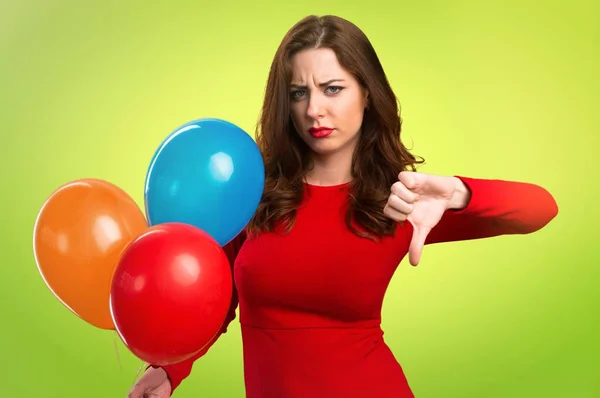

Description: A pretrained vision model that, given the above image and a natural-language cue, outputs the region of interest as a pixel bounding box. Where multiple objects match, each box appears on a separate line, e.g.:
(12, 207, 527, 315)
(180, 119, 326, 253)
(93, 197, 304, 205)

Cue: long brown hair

(247, 15, 424, 240)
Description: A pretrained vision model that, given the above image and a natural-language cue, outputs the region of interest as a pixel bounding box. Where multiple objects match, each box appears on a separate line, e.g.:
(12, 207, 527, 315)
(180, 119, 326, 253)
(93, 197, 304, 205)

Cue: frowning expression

(289, 48, 369, 157)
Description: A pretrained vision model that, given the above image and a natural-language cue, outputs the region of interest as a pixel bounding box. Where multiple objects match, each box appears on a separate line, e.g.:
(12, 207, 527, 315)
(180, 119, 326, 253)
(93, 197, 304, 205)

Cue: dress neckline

(303, 181, 351, 190)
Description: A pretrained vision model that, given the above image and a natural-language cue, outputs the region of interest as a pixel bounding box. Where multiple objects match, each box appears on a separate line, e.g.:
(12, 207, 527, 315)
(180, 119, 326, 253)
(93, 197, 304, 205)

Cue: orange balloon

(33, 179, 148, 330)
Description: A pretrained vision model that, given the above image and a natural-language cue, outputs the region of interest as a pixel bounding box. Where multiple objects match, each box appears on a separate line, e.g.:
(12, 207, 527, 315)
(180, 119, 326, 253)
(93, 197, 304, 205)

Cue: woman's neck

(304, 149, 353, 187)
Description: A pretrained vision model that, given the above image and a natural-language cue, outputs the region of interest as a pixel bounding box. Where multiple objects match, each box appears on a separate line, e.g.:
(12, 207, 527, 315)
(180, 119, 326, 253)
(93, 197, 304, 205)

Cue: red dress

(158, 176, 558, 397)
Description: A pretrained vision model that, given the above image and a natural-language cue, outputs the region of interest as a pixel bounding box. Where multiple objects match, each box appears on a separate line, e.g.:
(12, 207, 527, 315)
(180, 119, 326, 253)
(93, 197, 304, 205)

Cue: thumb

(127, 382, 149, 398)
(126, 387, 142, 398)
(408, 223, 430, 266)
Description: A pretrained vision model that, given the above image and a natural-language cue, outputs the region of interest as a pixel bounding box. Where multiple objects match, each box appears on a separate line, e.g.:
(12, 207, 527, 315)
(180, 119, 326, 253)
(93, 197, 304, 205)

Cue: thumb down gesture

(383, 171, 469, 266)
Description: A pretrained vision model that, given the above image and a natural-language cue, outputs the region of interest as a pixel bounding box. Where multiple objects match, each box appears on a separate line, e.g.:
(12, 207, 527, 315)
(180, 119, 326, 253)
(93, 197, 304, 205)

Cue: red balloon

(109, 222, 233, 366)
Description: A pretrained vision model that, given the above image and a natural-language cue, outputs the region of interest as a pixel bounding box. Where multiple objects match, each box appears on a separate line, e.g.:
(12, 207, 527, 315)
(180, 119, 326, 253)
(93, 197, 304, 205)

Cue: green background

(1, 0, 597, 397)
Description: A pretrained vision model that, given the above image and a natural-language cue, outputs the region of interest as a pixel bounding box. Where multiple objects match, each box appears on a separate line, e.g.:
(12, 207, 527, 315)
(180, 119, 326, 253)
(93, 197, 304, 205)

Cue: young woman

(129, 14, 558, 398)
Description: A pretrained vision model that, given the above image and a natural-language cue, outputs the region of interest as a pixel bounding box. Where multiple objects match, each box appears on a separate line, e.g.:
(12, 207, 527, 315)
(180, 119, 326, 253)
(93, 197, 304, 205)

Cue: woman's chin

(307, 142, 342, 156)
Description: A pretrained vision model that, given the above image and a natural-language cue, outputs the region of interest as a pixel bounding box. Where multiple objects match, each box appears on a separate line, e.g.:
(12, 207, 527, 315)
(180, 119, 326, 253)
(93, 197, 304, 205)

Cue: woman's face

(288, 48, 369, 158)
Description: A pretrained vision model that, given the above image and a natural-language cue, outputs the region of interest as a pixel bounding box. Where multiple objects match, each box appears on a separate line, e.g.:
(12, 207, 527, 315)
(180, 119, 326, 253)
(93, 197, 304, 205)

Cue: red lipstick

(308, 127, 334, 138)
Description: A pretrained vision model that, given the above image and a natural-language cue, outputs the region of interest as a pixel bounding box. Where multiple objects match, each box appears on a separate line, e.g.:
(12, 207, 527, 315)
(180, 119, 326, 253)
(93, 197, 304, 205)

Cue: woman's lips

(308, 127, 334, 138)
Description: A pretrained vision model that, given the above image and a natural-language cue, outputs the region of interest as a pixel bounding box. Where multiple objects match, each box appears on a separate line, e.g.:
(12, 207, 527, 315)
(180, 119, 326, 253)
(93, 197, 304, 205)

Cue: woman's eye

(291, 89, 306, 99)
(290, 86, 343, 100)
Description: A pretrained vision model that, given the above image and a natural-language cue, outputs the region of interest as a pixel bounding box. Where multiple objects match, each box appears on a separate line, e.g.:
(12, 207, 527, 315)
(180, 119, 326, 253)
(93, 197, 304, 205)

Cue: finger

(383, 203, 408, 222)
(408, 223, 431, 266)
(398, 171, 423, 191)
(391, 181, 419, 203)
(387, 193, 414, 215)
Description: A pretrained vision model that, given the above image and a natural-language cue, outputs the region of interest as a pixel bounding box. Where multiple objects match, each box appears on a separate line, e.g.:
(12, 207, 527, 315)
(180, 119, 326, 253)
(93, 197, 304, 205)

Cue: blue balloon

(144, 118, 265, 246)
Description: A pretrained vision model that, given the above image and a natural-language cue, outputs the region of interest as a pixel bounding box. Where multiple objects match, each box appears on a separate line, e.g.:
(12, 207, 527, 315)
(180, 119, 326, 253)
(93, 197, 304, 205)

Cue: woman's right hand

(127, 366, 172, 398)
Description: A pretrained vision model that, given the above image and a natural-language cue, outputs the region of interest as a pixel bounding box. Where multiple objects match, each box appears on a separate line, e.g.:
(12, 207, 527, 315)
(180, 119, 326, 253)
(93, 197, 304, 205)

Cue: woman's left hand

(383, 171, 471, 266)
